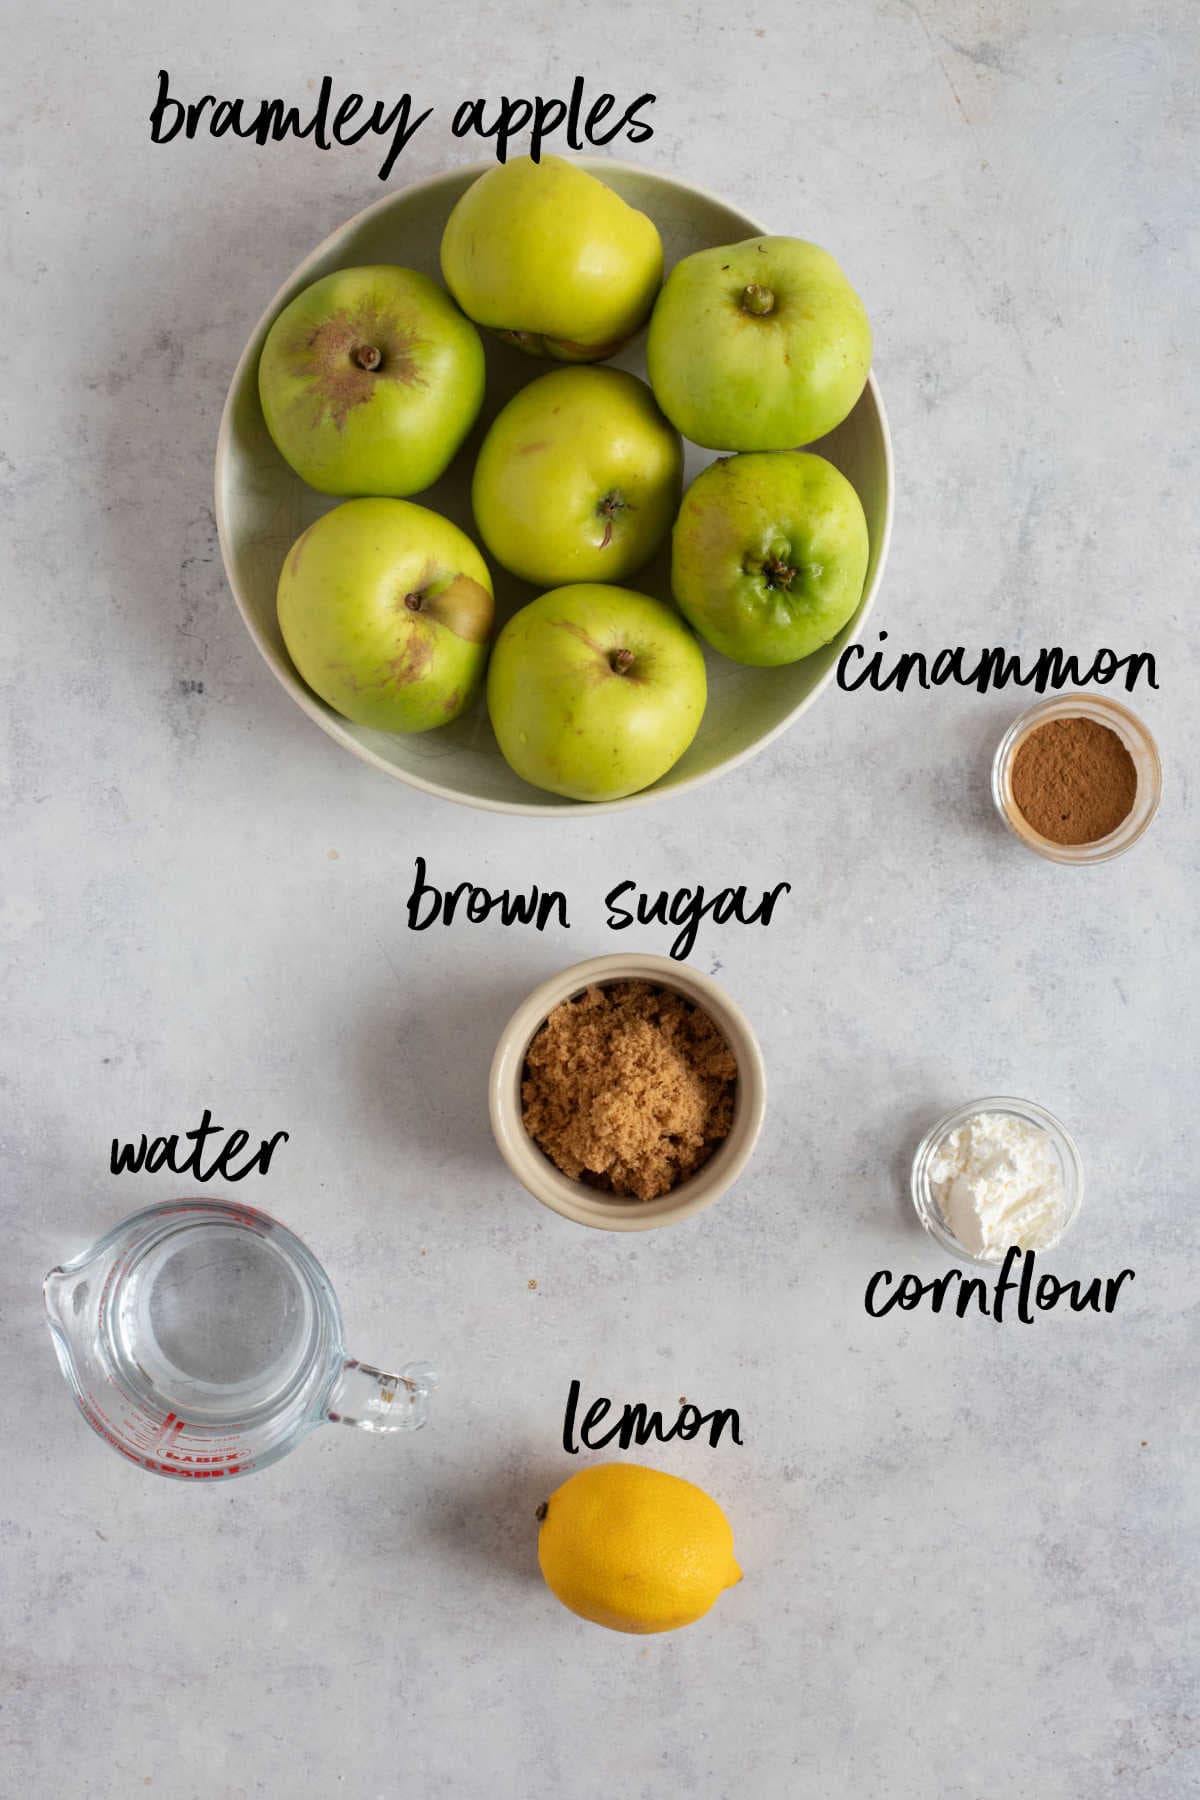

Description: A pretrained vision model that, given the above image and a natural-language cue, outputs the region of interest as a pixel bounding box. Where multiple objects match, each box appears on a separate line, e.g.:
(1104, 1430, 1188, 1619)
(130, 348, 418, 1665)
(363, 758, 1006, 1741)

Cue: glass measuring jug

(44, 1200, 435, 1480)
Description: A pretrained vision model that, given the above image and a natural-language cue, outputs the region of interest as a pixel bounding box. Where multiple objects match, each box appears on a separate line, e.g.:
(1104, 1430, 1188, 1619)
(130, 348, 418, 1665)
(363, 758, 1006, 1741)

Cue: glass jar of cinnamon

(992, 694, 1161, 864)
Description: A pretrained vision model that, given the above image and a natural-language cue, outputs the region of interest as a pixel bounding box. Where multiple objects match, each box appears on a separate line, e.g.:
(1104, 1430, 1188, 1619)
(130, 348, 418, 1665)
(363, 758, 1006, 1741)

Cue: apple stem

(404, 591, 424, 612)
(352, 344, 383, 371)
(741, 283, 776, 317)
(610, 647, 636, 676)
(598, 490, 630, 551)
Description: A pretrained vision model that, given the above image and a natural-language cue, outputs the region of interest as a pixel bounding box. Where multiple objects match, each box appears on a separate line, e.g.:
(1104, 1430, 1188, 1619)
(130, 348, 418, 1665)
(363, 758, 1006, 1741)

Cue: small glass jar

(991, 692, 1161, 864)
(910, 1096, 1084, 1265)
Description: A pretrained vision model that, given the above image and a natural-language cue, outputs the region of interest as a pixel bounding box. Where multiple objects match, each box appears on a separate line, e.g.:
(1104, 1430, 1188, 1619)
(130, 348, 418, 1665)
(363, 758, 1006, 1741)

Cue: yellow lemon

(536, 1462, 742, 1635)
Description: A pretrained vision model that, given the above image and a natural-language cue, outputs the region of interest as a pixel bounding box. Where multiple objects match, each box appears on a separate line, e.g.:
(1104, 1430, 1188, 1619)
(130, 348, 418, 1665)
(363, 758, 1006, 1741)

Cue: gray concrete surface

(1, 1, 1196, 1795)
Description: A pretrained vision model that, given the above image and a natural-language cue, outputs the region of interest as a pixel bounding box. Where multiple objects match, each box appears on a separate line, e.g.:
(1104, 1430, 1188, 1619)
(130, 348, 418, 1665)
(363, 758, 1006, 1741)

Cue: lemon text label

(562, 1379, 743, 1454)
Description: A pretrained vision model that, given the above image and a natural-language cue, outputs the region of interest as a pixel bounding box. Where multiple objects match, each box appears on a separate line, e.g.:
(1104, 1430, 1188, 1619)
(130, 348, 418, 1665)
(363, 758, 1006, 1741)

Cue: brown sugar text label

(405, 856, 791, 962)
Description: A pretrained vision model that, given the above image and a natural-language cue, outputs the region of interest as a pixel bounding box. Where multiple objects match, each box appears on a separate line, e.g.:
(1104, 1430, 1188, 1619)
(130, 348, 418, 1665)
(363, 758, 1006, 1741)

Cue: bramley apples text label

(404, 855, 790, 962)
(149, 73, 655, 181)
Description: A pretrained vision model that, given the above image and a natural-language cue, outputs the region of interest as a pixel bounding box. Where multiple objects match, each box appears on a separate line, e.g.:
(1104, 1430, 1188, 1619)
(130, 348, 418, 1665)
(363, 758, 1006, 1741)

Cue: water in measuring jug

(45, 1201, 435, 1478)
(113, 1219, 318, 1418)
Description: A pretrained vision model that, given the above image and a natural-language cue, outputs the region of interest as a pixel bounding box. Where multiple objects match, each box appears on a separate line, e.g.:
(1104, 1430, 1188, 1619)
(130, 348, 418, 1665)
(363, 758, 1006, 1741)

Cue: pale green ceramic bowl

(215, 160, 894, 816)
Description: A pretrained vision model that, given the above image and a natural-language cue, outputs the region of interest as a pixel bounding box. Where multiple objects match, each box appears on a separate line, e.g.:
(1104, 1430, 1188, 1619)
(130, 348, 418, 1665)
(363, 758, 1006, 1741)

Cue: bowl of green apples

(215, 157, 893, 815)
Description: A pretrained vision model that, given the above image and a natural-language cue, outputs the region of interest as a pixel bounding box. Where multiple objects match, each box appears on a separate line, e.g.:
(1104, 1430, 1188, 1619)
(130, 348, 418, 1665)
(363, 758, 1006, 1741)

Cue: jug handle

(325, 1359, 436, 1433)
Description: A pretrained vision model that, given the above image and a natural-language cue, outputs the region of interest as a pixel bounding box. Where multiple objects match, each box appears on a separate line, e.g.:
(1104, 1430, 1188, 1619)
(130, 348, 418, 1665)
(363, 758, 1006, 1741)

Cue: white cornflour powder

(928, 1111, 1067, 1261)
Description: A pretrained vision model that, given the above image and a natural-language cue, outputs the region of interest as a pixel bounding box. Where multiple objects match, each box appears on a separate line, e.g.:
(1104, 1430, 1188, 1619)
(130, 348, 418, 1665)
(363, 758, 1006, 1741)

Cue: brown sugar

(1011, 715, 1137, 846)
(521, 980, 737, 1201)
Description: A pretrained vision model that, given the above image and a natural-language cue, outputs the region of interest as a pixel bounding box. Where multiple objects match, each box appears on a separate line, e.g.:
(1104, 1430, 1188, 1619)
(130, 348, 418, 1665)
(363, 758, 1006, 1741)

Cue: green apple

(671, 451, 869, 666)
(486, 584, 706, 801)
(277, 498, 493, 732)
(258, 266, 484, 496)
(647, 237, 871, 450)
(440, 156, 663, 361)
(472, 367, 682, 587)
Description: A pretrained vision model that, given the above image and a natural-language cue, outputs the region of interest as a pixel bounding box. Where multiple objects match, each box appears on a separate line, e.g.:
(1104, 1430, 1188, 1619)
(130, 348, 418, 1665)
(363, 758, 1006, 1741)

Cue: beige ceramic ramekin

(488, 954, 766, 1232)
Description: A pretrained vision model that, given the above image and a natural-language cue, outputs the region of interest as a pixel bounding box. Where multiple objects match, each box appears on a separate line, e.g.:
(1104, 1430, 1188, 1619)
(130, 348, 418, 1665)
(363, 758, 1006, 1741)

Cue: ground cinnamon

(521, 981, 737, 1201)
(1011, 715, 1137, 845)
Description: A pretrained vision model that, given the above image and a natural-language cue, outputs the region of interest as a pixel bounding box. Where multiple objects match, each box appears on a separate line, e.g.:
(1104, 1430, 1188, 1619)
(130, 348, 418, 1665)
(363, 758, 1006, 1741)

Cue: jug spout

(326, 1359, 436, 1434)
(44, 1259, 94, 1338)
(43, 1261, 94, 1389)
(43, 1264, 71, 1324)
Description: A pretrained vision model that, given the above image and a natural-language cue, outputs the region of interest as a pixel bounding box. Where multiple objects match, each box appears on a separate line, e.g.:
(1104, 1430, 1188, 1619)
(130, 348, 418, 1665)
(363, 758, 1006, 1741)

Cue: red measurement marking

(162, 1444, 243, 1464)
(77, 1391, 251, 1478)
(149, 1411, 186, 1449)
(151, 1199, 282, 1231)
(142, 1456, 244, 1478)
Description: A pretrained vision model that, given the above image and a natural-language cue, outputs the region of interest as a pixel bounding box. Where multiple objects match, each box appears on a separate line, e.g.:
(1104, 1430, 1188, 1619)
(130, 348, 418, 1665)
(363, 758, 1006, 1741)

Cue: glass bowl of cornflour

(910, 1097, 1084, 1265)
